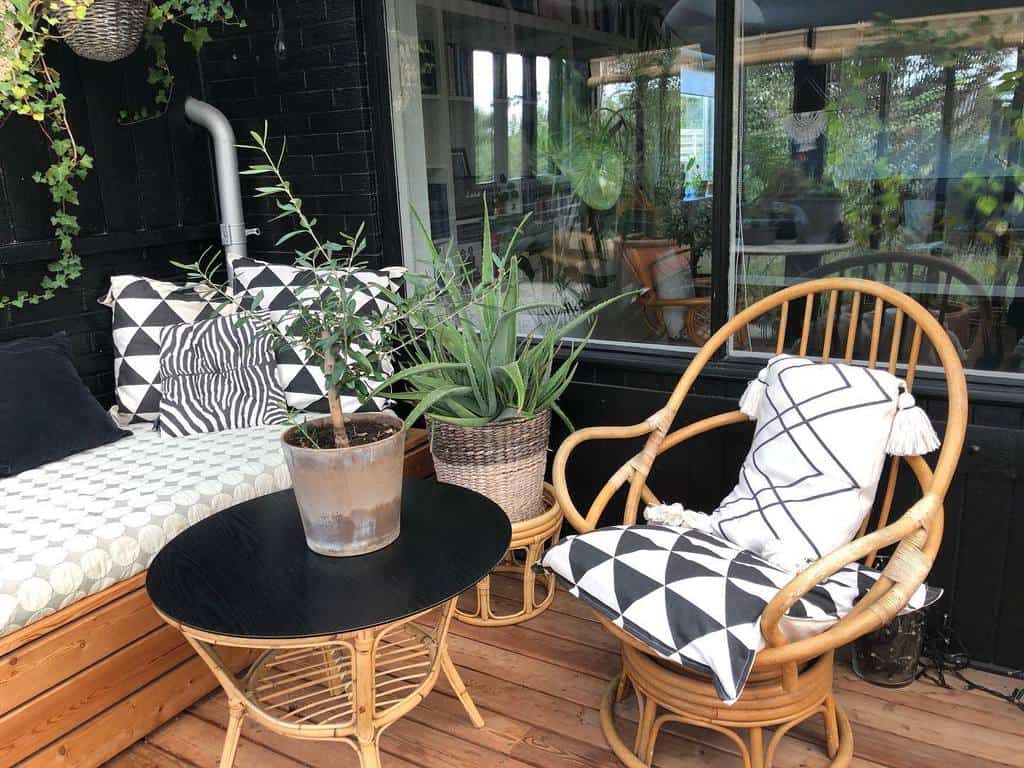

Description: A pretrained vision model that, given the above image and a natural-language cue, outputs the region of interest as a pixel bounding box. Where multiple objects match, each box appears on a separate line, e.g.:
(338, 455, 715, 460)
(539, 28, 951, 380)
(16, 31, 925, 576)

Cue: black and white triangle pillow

(230, 257, 399, 414)
(100, 275, 234, 424)
(158, 313, 288, 437)
(538, 525, 940, 704)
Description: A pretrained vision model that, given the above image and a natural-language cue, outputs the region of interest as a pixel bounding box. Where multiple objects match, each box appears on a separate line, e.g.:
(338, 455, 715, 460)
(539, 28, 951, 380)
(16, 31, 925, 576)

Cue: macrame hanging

(782, 110, 826, 152)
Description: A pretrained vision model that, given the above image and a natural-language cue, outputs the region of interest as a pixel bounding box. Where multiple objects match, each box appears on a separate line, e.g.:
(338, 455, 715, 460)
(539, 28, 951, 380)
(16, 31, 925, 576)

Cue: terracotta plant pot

(428, 410, 550, 523)
(281, 412, 406, 557)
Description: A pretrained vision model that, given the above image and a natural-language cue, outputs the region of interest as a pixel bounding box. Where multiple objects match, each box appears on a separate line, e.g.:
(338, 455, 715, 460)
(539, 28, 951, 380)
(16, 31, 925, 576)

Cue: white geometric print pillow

(230, 257, 399, 414)
(706, 354, 936, 570)
(100, 275, 234, 424)
(157, 313, 288, 437)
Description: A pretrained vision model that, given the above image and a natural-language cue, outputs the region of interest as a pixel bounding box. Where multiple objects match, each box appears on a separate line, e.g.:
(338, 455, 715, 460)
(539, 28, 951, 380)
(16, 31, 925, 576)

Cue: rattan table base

(456, 484, 562, 627)
(170, 600, 482, 768)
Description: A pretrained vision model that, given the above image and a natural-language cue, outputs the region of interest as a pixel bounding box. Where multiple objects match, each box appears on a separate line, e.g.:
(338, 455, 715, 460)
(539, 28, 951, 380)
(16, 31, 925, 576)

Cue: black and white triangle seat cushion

(538, 525, 939, 704)
(100, 275, 233, 424)
(229, 256, 399, 414)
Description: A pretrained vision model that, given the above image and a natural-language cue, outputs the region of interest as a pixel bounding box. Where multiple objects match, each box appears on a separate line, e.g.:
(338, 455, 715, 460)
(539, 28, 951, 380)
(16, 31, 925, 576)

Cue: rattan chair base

(456, 484, 562, 627)
(165, 599, 482, 768)
(597, 622, 853, 768)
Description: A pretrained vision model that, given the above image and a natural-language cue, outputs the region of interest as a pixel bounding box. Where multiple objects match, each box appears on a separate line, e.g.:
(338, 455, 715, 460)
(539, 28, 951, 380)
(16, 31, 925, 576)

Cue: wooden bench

(0, 429, 433, 767)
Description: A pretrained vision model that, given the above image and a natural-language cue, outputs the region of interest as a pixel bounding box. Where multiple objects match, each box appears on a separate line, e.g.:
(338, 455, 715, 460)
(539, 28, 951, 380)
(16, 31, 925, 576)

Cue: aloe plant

(375, 203, 631, 429)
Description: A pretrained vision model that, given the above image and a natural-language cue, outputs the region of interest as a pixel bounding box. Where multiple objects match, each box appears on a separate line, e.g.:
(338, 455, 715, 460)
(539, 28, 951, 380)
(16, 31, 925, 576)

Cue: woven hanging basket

(428, 410, 551, 523)
(56, 0, 147, 63)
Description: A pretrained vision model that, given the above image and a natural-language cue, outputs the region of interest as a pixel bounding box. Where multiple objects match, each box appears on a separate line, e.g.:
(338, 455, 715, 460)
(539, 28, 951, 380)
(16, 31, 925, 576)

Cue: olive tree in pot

(375, 205, 631, 524)
(182, 128, 426, 557)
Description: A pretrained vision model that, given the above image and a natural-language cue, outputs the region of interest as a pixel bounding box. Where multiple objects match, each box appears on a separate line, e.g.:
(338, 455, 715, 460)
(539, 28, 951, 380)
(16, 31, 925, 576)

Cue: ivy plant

(0, 0, 241, 309)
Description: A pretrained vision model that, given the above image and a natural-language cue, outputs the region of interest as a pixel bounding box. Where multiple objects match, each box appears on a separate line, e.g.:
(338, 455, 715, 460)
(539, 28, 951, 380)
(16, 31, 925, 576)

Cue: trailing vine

(0, 0, 242, 309)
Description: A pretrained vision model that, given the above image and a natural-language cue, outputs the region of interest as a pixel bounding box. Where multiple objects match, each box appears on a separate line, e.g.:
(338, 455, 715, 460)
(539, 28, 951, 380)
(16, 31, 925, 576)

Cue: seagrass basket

(428, 410, 550, 523)
(55, 0, 147, 62)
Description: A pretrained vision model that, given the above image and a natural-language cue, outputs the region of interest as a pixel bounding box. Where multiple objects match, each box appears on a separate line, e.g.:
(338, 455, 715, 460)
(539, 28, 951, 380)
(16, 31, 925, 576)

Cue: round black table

(147, 479, 510, 768)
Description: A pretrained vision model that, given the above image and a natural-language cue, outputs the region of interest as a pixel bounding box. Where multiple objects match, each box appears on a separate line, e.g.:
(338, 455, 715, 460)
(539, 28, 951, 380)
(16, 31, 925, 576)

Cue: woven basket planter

(428, 410, 551, 523)
(56, 0, 147, 62)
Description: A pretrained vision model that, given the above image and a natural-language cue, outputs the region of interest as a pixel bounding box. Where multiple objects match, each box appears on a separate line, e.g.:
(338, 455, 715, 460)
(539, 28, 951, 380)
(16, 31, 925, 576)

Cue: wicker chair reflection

(616, 237, 712, 345)
(552, 278, 967, 767)
(802, 251, 994, 367)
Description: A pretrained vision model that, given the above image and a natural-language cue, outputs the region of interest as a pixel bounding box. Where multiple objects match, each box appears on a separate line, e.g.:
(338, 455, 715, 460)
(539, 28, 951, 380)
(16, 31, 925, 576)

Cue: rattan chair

(552, 278, 967, 768)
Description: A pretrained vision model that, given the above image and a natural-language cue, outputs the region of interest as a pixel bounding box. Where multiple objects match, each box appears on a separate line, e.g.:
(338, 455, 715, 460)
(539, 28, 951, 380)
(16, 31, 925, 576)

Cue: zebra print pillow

(157, 313, 288, 437)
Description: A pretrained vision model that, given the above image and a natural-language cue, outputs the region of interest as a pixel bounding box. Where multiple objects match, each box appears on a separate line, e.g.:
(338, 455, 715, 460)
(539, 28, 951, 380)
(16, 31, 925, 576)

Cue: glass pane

(733, 1, 1024, 376)
(387, 0, 718, 348)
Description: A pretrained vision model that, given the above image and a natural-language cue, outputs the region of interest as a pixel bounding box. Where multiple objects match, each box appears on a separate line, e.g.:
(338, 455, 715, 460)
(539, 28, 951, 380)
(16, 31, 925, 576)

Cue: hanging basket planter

(56, 0, 147, 63)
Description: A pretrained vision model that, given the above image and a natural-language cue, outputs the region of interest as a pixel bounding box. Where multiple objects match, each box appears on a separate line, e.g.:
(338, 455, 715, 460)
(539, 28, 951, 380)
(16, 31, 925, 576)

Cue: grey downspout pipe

(184, 97, 255, 284)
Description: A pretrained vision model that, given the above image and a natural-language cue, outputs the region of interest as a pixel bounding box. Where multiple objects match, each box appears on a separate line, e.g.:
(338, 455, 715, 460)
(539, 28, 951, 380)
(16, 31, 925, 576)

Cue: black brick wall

(200, 0, 384, 264)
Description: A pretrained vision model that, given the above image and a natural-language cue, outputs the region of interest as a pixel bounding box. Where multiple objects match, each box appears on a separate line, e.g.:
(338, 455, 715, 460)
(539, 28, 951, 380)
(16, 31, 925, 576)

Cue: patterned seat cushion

(158, 313, 288, 437)
(0, 424, 292, 638)
(230, 256, 401, 414)
(538, 525, 939, 704)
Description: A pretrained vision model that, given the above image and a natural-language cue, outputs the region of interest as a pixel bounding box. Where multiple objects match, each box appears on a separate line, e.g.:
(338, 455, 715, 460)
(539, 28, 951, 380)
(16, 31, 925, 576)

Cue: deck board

(114, 575, 1021, 768)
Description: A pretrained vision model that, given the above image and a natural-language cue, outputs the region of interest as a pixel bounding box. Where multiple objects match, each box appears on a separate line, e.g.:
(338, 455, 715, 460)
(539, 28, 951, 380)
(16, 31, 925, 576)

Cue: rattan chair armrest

(553, 418, 660, 533)
(553, 410, 752, 534)
(755, 494, 940, 668)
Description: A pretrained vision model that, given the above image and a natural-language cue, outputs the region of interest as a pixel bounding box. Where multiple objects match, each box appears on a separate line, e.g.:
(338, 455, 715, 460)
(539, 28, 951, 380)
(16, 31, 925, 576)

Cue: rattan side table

(147, 480, 510, 768)
(455, 483, 562, 626)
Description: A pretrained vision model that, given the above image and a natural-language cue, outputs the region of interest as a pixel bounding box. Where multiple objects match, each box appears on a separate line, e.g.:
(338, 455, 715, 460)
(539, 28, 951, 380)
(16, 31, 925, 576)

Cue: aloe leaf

(405, 385, 475, 427)
(499, 361, 526, 413)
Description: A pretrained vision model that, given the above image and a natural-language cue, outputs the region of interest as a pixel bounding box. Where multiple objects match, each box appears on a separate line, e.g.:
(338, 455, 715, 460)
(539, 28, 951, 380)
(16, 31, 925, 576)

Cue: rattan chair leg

(219, 699, 245, 768)
(357, 736, 382, 768)
(823, 694, 841, 758)
(749, 727, 765, 768)
(441, 650, 485, 728)
(633, 694, 657, 760)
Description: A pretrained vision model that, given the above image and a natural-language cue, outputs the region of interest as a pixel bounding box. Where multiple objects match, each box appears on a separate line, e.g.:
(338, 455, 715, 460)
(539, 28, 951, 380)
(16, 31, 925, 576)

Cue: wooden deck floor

(113, 575, 1023, 768)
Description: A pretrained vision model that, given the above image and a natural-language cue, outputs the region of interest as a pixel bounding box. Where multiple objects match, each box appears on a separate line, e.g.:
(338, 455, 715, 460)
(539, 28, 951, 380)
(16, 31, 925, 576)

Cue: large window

(733, 2, 1024, 376)
(387, 1, 1024, 377)
(387, 0, 718, 349)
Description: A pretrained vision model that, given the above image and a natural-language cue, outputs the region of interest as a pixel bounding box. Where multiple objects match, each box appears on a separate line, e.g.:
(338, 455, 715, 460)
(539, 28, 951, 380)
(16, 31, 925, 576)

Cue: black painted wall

(199, 0, 385, 262)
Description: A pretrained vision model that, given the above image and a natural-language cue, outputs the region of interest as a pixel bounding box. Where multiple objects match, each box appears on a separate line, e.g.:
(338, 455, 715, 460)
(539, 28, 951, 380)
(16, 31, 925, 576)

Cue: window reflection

(734, 4, 1024, 375)
(391, 0, 718, 348)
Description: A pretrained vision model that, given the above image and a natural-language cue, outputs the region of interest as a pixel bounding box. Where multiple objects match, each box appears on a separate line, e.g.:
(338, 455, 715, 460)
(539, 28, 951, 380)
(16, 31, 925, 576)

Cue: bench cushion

(0, 424, 290, 638)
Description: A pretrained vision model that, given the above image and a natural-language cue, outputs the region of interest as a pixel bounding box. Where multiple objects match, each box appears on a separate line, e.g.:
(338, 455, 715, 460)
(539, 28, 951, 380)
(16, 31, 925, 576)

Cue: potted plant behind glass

(180, 128, 431, 557)
(375, 204, 631, 523)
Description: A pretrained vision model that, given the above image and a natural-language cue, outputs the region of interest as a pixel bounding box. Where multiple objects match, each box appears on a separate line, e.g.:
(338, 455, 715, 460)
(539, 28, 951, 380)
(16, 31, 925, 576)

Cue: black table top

(146, 479, 511, 640)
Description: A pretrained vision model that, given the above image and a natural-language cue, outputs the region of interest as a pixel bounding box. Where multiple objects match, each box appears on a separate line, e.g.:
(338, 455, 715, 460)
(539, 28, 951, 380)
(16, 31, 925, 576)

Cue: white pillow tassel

(644, 503, 714, 532)
(738, 367, 769, 420)
(886, 388, 940, 456)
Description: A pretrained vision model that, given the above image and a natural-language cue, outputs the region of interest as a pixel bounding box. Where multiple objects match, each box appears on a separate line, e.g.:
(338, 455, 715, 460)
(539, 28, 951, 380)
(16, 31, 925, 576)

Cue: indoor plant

(180, 127, 428, 557)
(376, 204, 630, 523)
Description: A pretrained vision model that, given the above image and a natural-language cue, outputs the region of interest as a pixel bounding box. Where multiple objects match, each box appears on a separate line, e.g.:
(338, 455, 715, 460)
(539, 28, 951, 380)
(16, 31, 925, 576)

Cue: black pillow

(0, 334, 130, 477)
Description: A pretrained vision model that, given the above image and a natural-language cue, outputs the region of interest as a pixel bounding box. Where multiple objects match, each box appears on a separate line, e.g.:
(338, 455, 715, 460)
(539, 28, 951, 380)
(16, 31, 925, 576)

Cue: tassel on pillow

(886, 387, 940, 456)
(644, 503, 715, 532)
(738, 367, 769, 421)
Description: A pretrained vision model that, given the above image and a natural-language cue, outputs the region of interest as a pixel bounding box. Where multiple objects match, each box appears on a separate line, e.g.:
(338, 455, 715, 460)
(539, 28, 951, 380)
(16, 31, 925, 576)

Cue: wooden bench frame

(0, 429, 433, 767)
